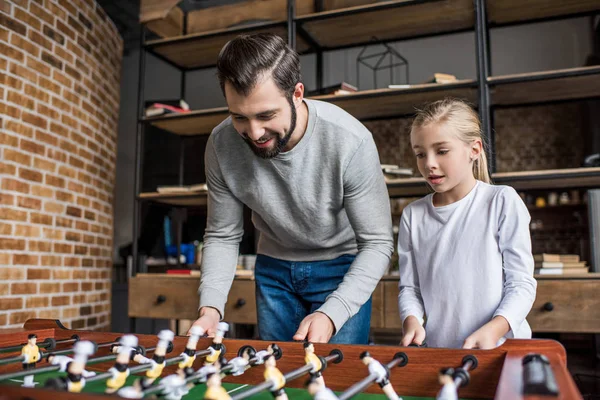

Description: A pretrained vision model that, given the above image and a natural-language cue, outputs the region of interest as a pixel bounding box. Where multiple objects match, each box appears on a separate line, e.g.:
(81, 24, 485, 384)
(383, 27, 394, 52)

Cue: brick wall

(0, 0, 122, 330)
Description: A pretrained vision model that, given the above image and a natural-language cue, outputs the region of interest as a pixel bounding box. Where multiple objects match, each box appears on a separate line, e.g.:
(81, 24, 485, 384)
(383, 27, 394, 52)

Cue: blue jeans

(254, 254, 371, 344)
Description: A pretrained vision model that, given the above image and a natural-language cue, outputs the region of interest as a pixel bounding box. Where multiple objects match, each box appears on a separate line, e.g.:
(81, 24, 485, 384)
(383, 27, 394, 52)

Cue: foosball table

(0, 319, 582, 399)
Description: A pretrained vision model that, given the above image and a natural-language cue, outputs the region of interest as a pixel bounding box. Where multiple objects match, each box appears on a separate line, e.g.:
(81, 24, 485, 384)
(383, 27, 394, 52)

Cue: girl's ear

(470, 139, 483, 161)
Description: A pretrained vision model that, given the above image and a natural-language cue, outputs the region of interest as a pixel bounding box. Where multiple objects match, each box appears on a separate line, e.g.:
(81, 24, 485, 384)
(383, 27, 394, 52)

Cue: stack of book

(534, 253, 589, 275)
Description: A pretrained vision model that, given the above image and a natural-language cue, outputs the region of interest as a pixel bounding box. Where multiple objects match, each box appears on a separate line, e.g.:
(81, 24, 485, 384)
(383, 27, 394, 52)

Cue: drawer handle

(156, 295, 167, 305)
(542, 302, 554, 312)
(235, 298, 246, 309)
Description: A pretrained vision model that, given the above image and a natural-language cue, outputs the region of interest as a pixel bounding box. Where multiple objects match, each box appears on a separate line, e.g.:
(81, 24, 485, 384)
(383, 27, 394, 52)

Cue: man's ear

(292, 82, 304, 108)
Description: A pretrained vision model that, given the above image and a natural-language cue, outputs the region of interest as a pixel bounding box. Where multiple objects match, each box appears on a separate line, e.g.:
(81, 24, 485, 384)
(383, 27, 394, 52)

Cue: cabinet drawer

(128, 275, 257, 324)
(528, 280, 600, 333)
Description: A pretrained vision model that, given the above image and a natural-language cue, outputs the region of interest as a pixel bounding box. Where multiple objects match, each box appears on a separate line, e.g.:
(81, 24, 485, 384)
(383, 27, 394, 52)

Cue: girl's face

(411, 122, 480, 199)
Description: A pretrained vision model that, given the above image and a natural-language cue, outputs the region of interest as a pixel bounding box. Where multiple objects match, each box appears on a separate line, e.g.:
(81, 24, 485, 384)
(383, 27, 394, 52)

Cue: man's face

(225, 75, 297, 159)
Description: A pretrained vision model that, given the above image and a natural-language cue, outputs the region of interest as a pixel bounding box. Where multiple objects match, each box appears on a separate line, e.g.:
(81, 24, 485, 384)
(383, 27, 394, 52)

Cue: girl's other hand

(400, 315, 426, 346)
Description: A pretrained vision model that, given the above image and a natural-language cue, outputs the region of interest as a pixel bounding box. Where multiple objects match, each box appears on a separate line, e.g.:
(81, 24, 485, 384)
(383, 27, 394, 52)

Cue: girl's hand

(462, 316, 510, 349)
(400, 315, 426, 346)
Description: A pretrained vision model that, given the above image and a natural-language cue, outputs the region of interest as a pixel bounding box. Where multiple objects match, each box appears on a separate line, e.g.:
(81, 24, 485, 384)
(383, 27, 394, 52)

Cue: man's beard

(244, 98, 297, 159)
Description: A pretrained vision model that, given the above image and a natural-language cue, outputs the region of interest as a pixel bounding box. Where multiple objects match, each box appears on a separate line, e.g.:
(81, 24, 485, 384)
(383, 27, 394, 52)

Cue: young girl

(398, 98, 537, 349)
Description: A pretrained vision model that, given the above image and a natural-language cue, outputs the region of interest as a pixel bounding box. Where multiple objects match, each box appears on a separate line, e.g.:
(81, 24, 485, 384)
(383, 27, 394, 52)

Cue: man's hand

(400, 315, 426, 347)
(462, 316, 510, 350)
(186, 307, 220, 337)
(293, 312, 335, 343)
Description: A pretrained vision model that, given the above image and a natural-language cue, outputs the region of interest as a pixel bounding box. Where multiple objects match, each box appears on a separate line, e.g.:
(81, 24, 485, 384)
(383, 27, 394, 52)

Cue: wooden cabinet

(129, 274, 600, 333)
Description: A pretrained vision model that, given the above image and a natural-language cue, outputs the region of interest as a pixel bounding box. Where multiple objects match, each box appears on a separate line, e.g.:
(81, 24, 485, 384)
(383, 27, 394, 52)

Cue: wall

(0, 0, 122, 330)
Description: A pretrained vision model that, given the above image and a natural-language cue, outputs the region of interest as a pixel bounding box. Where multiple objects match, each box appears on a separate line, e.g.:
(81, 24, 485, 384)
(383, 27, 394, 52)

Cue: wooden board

(297, 0, 474, 49)
(187, 0, 315, 35)
(139, 0, 181, 23)
(145, 106, 228, 136)
(492, 167, 600, 191)
(146, 6, 183, 38)
(528, 279, 600, 333)
(487, 0, 600, 25)
(147, 24, 311, 69)
(490, 66, 600, 106)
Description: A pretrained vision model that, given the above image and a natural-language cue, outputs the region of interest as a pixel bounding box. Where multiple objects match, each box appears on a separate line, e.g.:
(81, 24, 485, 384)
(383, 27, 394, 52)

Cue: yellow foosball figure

(21, 334, 41, 388)
(106, 335, 138, 394)
(205, 322, 229, 366)
(204, 372, 232, 400)
(264, 354, 288, 400)
(43, 340, 95, 393)
(178, 325, 205, 370)
(144, 329, 175, 386)
(304, 342, 325, 386)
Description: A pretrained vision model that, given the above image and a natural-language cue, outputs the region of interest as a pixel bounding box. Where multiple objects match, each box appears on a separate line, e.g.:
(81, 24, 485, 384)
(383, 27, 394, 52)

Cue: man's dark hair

(217, 33, 301, 99)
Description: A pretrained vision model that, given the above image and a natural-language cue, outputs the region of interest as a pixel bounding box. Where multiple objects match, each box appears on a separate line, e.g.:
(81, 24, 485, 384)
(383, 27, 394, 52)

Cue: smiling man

(189, 33, 393, 344)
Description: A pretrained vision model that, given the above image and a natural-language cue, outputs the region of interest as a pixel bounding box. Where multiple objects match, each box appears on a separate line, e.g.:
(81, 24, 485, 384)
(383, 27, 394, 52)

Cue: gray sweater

(199, 99, 394, 331)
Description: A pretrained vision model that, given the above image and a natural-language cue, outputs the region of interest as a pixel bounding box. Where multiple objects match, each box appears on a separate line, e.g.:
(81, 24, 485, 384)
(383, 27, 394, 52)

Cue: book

(534, 261, 563, 269)
(381, 164, 413, 177)
(424, 72, 457, 84)
(157, 183, 208, 194)
(166, 269, 201, 276)
(145, 99, 190, 117)
(534, 266, 589, 275)
(533, 253, 561, 263)
(308, 82, 358, 96)
(559, 254, 580, 263)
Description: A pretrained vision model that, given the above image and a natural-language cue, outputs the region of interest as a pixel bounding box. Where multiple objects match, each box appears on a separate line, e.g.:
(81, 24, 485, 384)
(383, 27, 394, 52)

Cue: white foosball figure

(159, 369, 190, 400)
(306, 375, 339, 400)
(360, 351, 401, 400)
(47, 353, 96, 377)
(228, 349, 252, 376)
(253, 343, 280, 365)
(436, 368, 458, 400)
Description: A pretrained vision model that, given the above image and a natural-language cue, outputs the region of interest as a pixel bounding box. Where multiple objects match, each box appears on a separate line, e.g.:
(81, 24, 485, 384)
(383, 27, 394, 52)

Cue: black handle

(156, 295, 167, 304)
(542, 302, 554, 312)
(235, 298, 246, 308)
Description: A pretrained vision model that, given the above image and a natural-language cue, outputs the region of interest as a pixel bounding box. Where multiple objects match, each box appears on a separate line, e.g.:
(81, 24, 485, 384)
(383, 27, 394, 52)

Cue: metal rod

(338, 356, 406, 400)
(0, 336, 78, 354)
(287, 0, 296, 50)
(474, 0, 493, 173)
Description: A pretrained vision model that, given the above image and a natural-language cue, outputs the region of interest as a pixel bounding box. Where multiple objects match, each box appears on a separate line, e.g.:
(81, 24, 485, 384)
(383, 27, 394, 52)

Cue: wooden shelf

(492, 167, 600, 191)
(145, 22, 311, 70)
(487, 0, 600, 26)
(489, 66, 600, 107)
(138, 191, 208, 206)
(143, 80, 477, 136)
(296, 0, 474, 50)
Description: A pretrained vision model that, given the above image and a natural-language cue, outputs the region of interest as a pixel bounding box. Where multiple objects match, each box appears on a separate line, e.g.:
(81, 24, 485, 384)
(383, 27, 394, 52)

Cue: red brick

(45, 174, 65, 188)
(74, 245, 87, 255)
(0, 283, 8, 296)
(14, 224, 41, 237)
(28, 240, 52, 252)
(27, 268, 51, 280)
(1, 102, 22, 119)
(73, 294, 86, 304)
(40, 282, 61, 293)
(26, 297, 50, 308)
(9, 62, 37, 84)
(4, 149, 32, 166)
(44, 202, 64, 213)
(22, 111, 48, 130)
(38, 103, 60, 120)
(0, 162, 17, 175)
(54, 243, 73, 254)
(30, 212, 53, 225)
(76, 221, 89, 231)
(42, 227, 63, 240)
(59, 139, 77, 153)
(35, 130, 59, 147)
(65, 232, 81, 242)
(56, 190, 74, 203)
(62, 282, 79, 292)
(3, 73, 23, 91)
(58, 165, 77, 179)
(0, 223, 12, 235)
(0, 298, 23, 311)
(0, 193, 14, 206)
(11, 281, 37, 294)
(38, 76, 61, 95)
(39, 309, 61, 319)
(0, 237, 26, 250)
(53, 70, 72, 88)
(30, 2, 55, 26)
(47, 148, 68, 163)
(42, 51, 63, 70)
(0, 13, 27, 36)
(0, 267, 25, 280)
(76, 197, 90, 208)
(0, 41, 25, 63)
(56, 216, 73, 228)
(31, 185, 54, 198)
(68, 156, 84, 169)
(2, 178, 30, 194)
(52, 96, 71, 113)
(72, 270, 87, 280)
(10, 311, 38, 325)
(51, 296, 70, 306)
(0, 208, 27, 223)
(43, 24, 65, 45)
(41, 255, 61, 266)
(64, 257, 81, 267)
(53, 269, 71, 280)
(18, 168, 43, 183)
(7, 90, 34, 110)
(66, 206, 82, 218)
(0, 131, 19, 147)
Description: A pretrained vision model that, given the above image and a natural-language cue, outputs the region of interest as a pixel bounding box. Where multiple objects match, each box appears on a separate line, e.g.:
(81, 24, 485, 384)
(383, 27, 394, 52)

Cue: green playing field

(2, 370, 478, 400)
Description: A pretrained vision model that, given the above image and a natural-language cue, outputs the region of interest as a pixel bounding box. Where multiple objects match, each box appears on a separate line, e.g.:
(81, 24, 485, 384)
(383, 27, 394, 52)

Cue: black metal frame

(130, 1, 600, 331)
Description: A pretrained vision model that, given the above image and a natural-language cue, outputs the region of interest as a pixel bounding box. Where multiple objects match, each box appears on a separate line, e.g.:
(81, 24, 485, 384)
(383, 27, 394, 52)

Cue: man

(189, 33, 393, 344)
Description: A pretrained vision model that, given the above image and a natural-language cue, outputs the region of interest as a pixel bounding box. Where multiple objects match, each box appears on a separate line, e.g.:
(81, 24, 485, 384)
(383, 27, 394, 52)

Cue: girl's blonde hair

(411, 98, 491, 184)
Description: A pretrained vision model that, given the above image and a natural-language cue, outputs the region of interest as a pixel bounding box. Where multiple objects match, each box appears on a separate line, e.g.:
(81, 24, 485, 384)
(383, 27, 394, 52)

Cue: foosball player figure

(111, 341, 151, 365)
(360, 351, 400, 400)
(157, 367, 190, 400)
(306, 375, 339, 400)
(254, 343, 281, 365)
(436, 368, 458, 400)
(204, 372, 232, 400)
(106, 335, 138, 394)
(228, 347, 254, 376)
(264, 354, 288, 400)
(47, 352, 96, 378)
(304, 342, 325, 386)
(21, 333, 41, 387)
(205, 322, 229, 366)
(142, 329, 175, 388)
(178, 325, 205, 370)
(45, 341, 96, 393)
